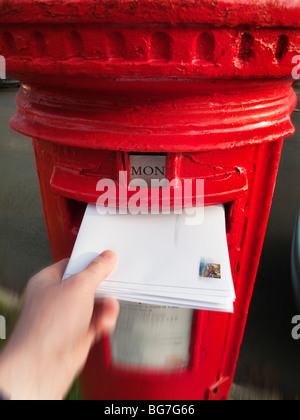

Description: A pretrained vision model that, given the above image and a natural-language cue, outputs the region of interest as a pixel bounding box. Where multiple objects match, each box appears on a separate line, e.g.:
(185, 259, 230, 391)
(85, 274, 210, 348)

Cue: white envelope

(64, 204, 235, 313)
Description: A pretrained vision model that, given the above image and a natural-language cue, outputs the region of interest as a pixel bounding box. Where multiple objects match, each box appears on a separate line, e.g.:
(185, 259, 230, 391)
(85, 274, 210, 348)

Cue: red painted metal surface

(1, 0, 299, 400)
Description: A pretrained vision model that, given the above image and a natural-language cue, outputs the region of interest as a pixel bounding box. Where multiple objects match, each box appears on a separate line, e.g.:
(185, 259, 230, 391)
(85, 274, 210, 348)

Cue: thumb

(66, 251, 117, 297)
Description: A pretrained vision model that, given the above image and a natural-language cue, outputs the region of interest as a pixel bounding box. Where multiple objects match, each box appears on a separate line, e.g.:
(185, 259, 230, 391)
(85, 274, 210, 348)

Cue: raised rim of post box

(9, 80, 297, 152)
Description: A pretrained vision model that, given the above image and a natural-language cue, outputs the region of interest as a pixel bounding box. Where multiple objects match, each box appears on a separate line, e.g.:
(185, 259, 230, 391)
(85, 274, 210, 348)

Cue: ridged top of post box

(1, 0, 300, 83)
(0, 0, 300, 27)
(1, 0, 299, 151)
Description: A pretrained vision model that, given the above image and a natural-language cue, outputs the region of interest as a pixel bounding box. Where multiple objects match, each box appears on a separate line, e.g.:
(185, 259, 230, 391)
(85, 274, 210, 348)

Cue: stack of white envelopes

(64, 204, 236, 313)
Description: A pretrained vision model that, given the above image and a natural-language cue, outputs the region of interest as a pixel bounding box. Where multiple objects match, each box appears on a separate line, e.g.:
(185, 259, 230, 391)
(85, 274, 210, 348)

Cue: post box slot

(64, 198, 87, 237)
(50, 164, 249, 209)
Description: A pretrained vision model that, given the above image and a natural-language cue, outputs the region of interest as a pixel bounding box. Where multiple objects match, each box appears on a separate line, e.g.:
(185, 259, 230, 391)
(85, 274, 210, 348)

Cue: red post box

(1, 0, 299, 400)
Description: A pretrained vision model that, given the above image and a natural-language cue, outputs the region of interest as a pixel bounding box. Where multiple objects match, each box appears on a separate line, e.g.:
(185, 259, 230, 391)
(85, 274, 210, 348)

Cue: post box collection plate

(129, 153, 167, 187)
(1, 0, 299, 401)
(110, 303, 194, 371)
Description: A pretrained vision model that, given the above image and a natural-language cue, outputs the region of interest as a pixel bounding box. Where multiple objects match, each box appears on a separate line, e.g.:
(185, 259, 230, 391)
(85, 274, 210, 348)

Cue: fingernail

(100, 250, 116, 262)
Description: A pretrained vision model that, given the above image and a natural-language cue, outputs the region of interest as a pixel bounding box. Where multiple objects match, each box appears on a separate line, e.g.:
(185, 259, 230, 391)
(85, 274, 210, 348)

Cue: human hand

(0, 251, 119, 400)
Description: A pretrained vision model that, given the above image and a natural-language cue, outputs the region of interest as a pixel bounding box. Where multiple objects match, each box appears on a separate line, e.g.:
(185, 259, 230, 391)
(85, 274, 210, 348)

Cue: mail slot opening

(225, 201, 235, 236)
(64, 198, 87, 237)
